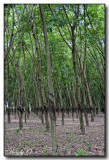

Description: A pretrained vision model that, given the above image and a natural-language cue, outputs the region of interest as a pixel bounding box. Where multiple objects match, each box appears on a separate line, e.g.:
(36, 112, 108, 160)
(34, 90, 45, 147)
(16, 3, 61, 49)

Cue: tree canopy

(4, 4, 105, 109)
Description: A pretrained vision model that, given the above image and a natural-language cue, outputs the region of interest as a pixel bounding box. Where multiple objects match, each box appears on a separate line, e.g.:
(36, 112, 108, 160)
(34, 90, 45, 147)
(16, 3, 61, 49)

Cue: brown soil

(4, 112, 105, 156)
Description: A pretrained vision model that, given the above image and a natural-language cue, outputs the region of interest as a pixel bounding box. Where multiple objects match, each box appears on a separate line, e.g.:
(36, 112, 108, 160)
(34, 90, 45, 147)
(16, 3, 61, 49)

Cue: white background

(0, 0, 109, 160)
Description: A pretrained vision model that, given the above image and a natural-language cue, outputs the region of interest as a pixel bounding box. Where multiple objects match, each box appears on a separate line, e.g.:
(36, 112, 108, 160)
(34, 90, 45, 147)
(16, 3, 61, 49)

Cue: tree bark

(7, 64, 11, 124)
(26, 5, 49, 129)
(71, 17, 85, 134)
(40, 4, 58, 155)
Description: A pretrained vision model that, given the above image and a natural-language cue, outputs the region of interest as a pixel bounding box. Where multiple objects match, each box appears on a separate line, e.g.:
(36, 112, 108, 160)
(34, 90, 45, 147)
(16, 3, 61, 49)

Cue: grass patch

(16, 129, 20, 135)
(39, 130, 46, 133)
(42, 149, 49, 156)
(69, 134, 77, 140)
(66, 134, 78, 141)
(5, 137, 10, 142)
(82, 140, 92, 150)
(22, 140, 29, 147)
(74, 147, 86, 156)
(17, 146, 22, 152)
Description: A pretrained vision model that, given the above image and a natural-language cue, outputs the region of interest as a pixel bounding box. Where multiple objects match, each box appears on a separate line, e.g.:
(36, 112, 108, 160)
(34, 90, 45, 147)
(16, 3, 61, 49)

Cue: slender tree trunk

(77, 50, 95, 122)
(7, 106, 10, 124)
(84, 72, 94, 122)
(26, 5, 49, 130)
(18, 106, 23, 130)
(83, 92, 89, 126)
(37, 87, 43, 124)
(25, 110, 26, 123)
(68, 84, 74, 121)
(15, 93, 19, 119)
(73, 90, 78, 118)
(14, 12, 25, 130)
(14, 103, 17, 119)
(71, 21, 85, 134)
(14, 54, 24, 130)
(54, 71, 64, 126)
(7, 64, 11, 124)
(26, 108, 29, 121)
(40, 4, 58, 155)
(59, 88, 64, 125)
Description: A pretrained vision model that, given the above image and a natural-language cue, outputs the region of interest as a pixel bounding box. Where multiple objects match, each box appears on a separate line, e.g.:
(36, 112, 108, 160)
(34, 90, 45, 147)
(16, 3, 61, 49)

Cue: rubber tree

(25, 5, 49, 129)
(71, 5, 85, 134)
(40, 4, 58, 155)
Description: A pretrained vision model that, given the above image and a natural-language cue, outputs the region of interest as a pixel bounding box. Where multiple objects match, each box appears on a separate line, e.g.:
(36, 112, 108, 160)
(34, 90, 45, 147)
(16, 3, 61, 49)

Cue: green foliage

(42, 149, 49, 156)
(82, 140, 92, 150)
(22, 140, 29, 147)
(5, 137, 10, 143)
(16, 129, 20, 135)
(69, 134, 77, 140)
(17, 146, 22, 152)
(74, 147, 86, 156)
(4, 4, 105, 112)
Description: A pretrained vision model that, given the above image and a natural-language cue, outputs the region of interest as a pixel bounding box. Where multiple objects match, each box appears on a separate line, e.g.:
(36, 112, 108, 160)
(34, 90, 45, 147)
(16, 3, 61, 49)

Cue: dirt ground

(4, 112, 105, 156)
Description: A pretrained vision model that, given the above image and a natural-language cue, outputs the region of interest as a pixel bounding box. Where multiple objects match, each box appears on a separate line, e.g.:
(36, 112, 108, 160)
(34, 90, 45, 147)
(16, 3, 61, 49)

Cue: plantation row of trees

(4, 4, 105, 155)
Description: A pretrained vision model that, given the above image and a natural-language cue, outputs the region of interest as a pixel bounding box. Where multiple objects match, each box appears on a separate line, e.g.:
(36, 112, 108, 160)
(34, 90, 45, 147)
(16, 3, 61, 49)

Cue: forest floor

(4, 112, 105, 157)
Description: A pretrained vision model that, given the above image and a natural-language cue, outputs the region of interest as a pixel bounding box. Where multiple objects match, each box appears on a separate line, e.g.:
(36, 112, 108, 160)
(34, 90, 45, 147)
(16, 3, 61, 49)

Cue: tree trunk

(83, 92, 89, 126)
(73, 91, 78, 118)
(84, 73, 94, 122)
(68, 84, 74, 121)
(40, 4, 58, 155)
(25, 110, 26, 123)
(7, 106, 10, 124)
(14, 55, 24, 130)
(44, 109, 49, 131)
(71, 21, 85, 134)
(26, 5, 49, 130)
(77, 50, 94, 122)
(54, 72, 64, 126)
(7, 64, 11, 124)
(19, 111, 23, 130)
